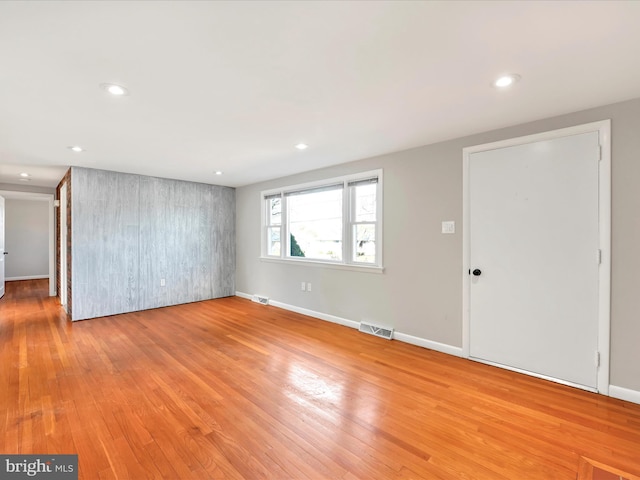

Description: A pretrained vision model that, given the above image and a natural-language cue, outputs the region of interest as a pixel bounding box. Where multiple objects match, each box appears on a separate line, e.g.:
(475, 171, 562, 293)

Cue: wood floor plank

(1, 279, 640, 479)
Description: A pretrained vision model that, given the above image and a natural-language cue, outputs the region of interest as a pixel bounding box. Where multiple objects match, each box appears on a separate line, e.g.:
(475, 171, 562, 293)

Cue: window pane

(267, 226, 281, 256)
(288, 189, 342, 261)
(268, 197, 281, 226)
(353, 224, 376, 263)
(354, 183, 376, 222)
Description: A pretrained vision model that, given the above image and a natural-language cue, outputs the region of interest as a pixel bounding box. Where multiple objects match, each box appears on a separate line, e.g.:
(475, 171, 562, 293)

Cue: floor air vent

(252, 295, 269, 305)
(359, 322, 394, 340)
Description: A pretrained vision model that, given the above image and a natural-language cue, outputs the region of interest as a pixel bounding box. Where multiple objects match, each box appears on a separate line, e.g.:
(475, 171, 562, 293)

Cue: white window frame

(260, 169, 383, 273)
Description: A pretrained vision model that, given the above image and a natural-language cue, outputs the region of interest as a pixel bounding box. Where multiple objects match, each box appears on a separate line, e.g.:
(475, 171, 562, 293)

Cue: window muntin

(262, 170, 382, 268)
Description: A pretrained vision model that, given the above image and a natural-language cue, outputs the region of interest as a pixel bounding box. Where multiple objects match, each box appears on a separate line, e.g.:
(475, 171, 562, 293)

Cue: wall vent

(359, 322, 394, 340)
(252, 295, 269, 305)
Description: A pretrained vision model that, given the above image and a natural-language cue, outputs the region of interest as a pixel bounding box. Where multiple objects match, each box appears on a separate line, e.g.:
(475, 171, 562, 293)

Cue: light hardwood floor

(1, 279, 639, 479)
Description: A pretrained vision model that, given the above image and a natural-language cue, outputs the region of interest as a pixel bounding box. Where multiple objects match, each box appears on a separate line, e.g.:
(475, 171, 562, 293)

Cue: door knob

(3, 252, 7, 255)
(472, 268, 482, 276)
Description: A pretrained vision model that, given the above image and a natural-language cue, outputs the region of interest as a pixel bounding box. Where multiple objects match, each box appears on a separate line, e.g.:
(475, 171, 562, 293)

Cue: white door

(0, 195, 5, 299)
(467, 130, 602, 390)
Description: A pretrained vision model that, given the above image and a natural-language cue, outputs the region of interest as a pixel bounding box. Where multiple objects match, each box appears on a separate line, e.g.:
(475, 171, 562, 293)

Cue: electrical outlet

(307, 282, 312, 292)
(301, 281, 306, 292)
(160, 278, 166, 287)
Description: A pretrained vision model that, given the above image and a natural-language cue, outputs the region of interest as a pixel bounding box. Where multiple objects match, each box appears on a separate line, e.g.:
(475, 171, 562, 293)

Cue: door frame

(59, 182, 68, 310)
(462, 120, 611, 394)
(0, 195, 4, 298)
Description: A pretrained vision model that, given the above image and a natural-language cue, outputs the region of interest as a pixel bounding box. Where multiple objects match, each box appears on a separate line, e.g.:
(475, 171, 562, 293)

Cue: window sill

(259, 256, 385, 274)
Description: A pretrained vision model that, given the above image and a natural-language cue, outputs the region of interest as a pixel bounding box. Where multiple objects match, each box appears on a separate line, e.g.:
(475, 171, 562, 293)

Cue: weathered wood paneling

(211, 185, 236, 298)
(139, 177, 214, 309)
(71, 167, 235, 320)
(72, 168, 140, 320)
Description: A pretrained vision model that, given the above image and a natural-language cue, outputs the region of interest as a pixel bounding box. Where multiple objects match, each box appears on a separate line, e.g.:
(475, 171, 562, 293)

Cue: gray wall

(71, 167, 235, 321)
(138, 176, 235, 309)
(236, 97, 640, 393)
(4, 198, 49, 279)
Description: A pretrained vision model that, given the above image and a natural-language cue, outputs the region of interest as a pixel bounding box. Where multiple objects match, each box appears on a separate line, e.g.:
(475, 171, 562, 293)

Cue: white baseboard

(235, 291, 463, 355)
(236, 291, 358, 328)
(269, 299, 360, 330)
(6, 275, 49, 281)
(393, 332, 464, 357)
(609, 385, 640, 405)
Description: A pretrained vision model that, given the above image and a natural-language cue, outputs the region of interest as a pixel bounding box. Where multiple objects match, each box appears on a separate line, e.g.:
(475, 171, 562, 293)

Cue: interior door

(0, 195, 5, 299)
(468, 131, 600, 390)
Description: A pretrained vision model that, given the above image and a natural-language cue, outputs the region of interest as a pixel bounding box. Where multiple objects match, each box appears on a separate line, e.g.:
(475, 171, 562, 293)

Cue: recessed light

(100, 83, 129, 96)
(493, 74, 521, 88)
(19, 172, 30, 178)
(295, 143, 308, 150)
(68, 145, 84, 153)
(215, 171, 223, 175)
(19, 178, 31, 182)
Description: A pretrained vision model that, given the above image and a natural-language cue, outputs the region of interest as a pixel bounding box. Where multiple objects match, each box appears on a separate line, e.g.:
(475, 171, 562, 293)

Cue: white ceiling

(1, 1, 639, 189)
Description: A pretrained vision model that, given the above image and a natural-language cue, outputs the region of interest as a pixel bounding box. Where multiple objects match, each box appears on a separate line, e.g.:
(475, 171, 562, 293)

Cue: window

(262, 170, 382, 269)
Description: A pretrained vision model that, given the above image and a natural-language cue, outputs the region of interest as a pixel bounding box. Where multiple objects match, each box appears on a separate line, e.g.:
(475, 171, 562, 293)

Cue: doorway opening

(0, 190, 56, 297)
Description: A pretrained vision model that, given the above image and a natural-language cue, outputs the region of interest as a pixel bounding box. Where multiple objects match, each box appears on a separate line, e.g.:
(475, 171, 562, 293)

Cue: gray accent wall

(71, 167, 235, 321)
(72, 169, 140, 319)
(235, 97, 640, 393)
(139, 176, 235, 309)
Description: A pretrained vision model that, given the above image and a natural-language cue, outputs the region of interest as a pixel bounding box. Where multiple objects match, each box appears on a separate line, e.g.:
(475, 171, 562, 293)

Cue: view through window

(262, 171, 382, 268)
